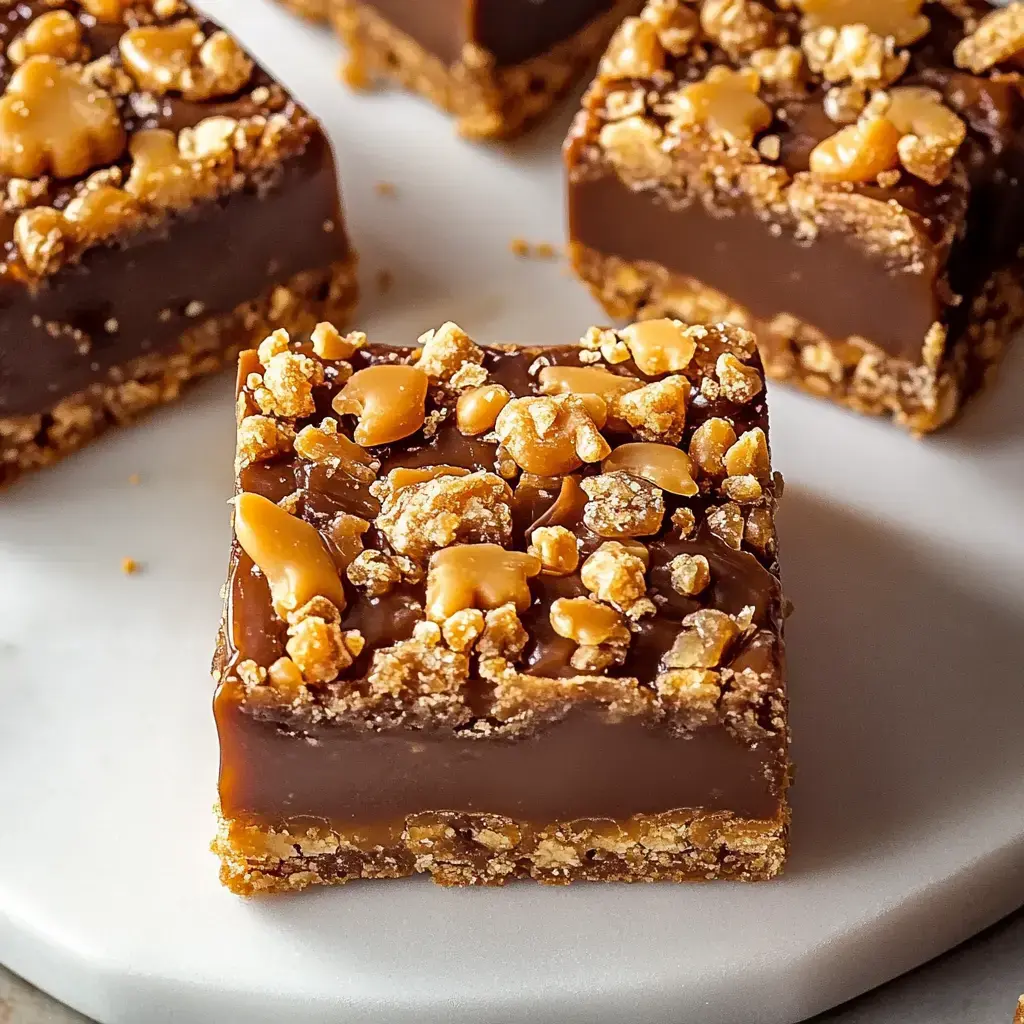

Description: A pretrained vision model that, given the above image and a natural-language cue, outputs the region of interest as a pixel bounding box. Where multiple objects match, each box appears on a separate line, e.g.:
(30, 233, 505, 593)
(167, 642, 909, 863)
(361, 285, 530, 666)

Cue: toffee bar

(0, 0, 357, 485)
(213, 317, 789, 893)
(566, 1, 1024, 432)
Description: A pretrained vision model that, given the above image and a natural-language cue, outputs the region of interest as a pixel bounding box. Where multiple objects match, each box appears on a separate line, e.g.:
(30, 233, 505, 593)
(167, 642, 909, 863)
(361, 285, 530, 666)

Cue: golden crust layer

(570, 241, 1024, 434)
(332, 0, 644, 139)
(215, 804, 789, 894)
(1, 258, 358, 486)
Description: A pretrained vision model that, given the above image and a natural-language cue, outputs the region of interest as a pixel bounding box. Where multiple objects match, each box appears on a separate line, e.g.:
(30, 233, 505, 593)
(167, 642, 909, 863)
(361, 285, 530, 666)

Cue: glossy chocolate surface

(364, 0, 615, 67)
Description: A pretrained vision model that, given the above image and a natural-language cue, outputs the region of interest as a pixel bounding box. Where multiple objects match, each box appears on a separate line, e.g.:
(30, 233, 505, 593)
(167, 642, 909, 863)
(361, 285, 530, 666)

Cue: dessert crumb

(374, 181, 397, 198)
(127, 473, 140, 485)
(510, 238, 560, 260)
(121, 557, 139, 575)
(510, 237, 530, 257)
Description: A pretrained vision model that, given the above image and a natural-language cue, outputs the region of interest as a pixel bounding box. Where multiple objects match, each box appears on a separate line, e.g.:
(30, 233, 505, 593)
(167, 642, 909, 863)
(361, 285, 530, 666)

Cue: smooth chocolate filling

(568, 173, 941, 360)
(0, 133, 347, 419)
(363, 0, 615, 68)
(217, 687, 781, 826)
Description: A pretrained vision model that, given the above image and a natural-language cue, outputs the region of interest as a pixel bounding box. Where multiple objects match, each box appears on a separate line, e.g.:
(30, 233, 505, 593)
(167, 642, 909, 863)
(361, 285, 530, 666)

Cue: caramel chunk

(0, 57, 125, 179)
(795, 0, 929, 47)
(611, 376, 691, 444)
(9, 11, 86, 64)
(425, 544, 541, 622)
(494, 395, 610, 476)
(954, 5, 1024, 74)
(527, 525, 580, 576)
(663, 609, 743, 669)
(810, 115, 901, 183)
(311, 322, 365, 361)
(81, 0, 130, 21)
(332, 364, 429, 446)
(601, 17, 664, 78)
(619, 318, 698, 376)
(886, 86, 966, 186)
(723, 427, 770, 482)
(602, 442, 699, 496)
(581, 471, 665, 538)
(689, 417, 738, 476)
(456, 384, 511, 435)
(294, 418, 378, 482)
(581, 541, 649, 613)
(550, 597, 630, 647)
(537, 365, 642, 402)
(669, 66, 771, 146)
(233, 492, 346, 619)
(669, 553, 712, 596)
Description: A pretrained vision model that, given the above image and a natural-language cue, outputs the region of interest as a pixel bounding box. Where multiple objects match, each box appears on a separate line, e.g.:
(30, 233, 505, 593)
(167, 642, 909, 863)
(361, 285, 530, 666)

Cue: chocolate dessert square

(0, 1, 357, 485)
(213, 317, 789, 893)
(566, 1, 1024, 432)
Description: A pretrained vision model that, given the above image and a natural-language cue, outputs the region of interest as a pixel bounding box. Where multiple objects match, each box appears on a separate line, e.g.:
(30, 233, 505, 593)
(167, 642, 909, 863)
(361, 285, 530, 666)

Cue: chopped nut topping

(0, 57, 125, 179)
(528, 525, 580, 576)
(538, 364, 642, 403)
(119, 20, 253, 100)
(442, 609, 486, 652)
(663, 609, 742, 669)
(236, 413, 291, 469)
(494, 395, 610, 476)
(689, 417, 738, 476)
(749, 45, 805, 90)
(456, 384, 511, 435)
(252, 348, 322, 420)
(721, 474, 763, 503)
(619, 318, 698, 375)
(376, 470, 513, 562)
(823, 84, 867, 123)
(599, 115, 673, 181)
(376, 465, 470, 498)
(286, 614, 352, 684)
(124, 128, 200, 209)
(801, 24, 908, 89)
(715, 353, 764, 403)
(477, 603, 530, 660)
(611, 375, 691, 444)
(600, 16, 664, 78)
(954, 4, 1024, 73)
(796, 0, 929, 47)
(323, 513, 371, 572)
(425, 544, 541, 622)
(707, 501, 745, 549)
(656, 668, 722, 729)
(810, 113, 901, 182)
(602, 442, 699, 497)
(672, 507, 697, 538)
(700, 0, 776, 60)
(581, 541, 649, 612)
(744, 506, 776, 555)
(550, 597, 630, 647)
(234, 492, 346, 619)
(581, 471, 665, 538)
(414, 321, 484, 382)
(332, 364, 429, 446)
(723, 427, 770, 481)
(367, 636, 469, 703)
(267, 656, 305, 697)
(885, 86, 966, 185)
(668, 66, 772, 147)
(669, 553, 711, 596)
(9, 11, 86, 64)
(346, 549, 416, 597)
(580, 325, 632, 364)
(311, 322, 365, 361)
(294, 418, 378, 482)
(81, 0, 130, 21)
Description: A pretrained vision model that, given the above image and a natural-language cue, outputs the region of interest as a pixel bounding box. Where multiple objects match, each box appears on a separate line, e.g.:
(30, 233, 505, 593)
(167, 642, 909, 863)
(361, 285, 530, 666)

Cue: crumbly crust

(1, 258, 357, 486)
(215, 804, 789, 894)
(569, 241, 1024, 433)
(332, 0, 645, 139)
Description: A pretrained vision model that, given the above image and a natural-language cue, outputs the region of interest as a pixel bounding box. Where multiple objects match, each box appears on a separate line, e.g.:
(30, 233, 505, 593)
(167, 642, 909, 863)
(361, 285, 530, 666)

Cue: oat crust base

(1, 258, 359, 487)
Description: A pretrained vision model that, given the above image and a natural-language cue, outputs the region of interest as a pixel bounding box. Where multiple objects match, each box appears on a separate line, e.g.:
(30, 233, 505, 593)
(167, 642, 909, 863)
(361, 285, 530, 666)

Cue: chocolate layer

(363, 0, 615, 67)
(0, 135, 346, 419)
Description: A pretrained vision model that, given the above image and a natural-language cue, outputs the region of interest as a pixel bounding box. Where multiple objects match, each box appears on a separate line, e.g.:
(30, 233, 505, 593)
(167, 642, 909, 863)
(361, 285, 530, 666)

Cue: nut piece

(707, 501, 745, 549)
(669, 553, 711, 596)
(886, 86, 966, 186)
(456, 384, 511, 436)
(286, 614, 352, 684)
(236, 414, 291, 470)
(9, 11, 86, 64)
(611, 375, 691, 444)
(716, 353, 764, 403)
(581, 541, 648, 612)
(801, 24, 910, 88)
(119, 20, 253, 100)
(528, 526, 580, 576)
(663, 609, 742, 669)
(294, 418, 378, 482)
(442, 609, 486, 653)
(124, 129, 203, 209)
(669, 66, 772, 146)
(0, 57, 125, 179)
(233, 492, 346, 619)
(599, 115, 673, 181)
(954, 4, 1024, 73)
(495, 395, 610, 476)
(332, 364, 429, 446)
(619, 319, 698, 376)
(796, 0, 929, 47)
(253, 349, 322, 420)
(538, 365, 642, 402)
(346, 549, 416, 597)
(414, 322, 484, 382)
(550, 597, 630, 646)
(323, 513, 371, 572)
(311, 322, 364, 361)
(700, 0, 775, 60)
(723, 427, 770, 482)
(810, 115, 901, 183)
(425, 544, 541, 622)
(600, 16, 664, 78)
(602, 443, 699, 497)
(375, 470, 513, 562)
(81, 0, 130, 21)
(689, 417, 738, 476)
(581, 471, 665, 538)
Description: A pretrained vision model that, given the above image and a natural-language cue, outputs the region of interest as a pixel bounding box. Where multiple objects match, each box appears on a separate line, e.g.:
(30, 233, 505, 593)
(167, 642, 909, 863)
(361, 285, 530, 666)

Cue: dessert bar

(566, 0, 1024, 432)
(213, 317, 789, 893)
(0, 0, 357, 485)
(332, 0, 646, 138)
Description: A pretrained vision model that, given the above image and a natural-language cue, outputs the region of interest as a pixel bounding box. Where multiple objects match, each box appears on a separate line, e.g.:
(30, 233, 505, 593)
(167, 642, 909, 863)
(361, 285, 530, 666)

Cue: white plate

(2, 3, 1024, 1022)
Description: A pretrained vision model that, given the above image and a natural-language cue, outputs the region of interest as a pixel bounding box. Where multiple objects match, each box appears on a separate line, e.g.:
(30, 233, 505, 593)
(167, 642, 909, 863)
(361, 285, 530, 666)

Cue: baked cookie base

(332, 0, 643, 140)
(1, 258, 359, 487)
(569, 242, 1024, 435)
(215, 805, 789, 894)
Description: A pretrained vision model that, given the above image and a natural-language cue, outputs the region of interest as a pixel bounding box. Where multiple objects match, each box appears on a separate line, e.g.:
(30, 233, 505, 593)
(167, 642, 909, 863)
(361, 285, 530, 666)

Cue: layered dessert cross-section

(325, 0, 646, 138)
(213, 316, 789, 893)
(0, 0, 357, 486)
(566, 0, 1024, 432)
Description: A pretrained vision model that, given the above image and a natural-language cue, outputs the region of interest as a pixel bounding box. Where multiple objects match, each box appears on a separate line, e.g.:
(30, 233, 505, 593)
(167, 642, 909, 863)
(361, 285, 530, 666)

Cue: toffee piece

(0, 0, 357, 486)
(565, 0, 1024, 432)
(281, 0, 646, 139)
(213, 318, 790, 893)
